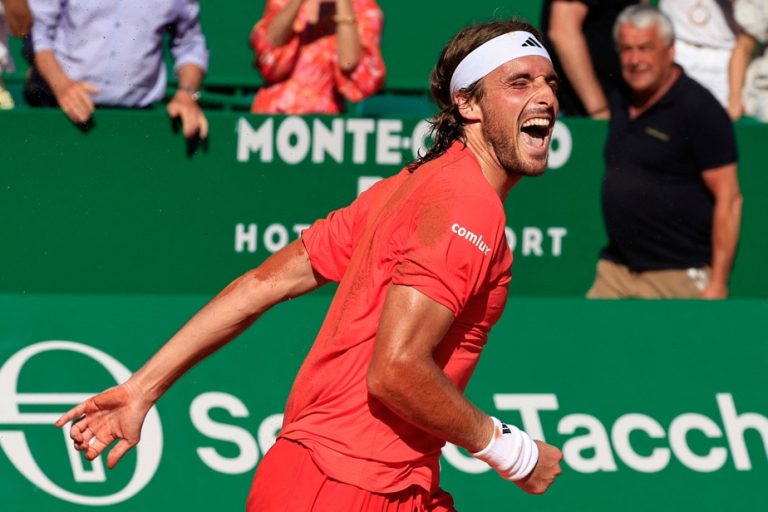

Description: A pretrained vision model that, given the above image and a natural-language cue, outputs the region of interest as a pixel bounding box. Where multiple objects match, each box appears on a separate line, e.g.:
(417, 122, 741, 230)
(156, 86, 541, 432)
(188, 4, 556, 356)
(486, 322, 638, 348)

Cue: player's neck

(464, 127, 521, 201)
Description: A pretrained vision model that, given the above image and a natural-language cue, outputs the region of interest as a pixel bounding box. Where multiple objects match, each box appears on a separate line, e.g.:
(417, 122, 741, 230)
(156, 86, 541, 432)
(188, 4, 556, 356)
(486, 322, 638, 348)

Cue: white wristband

(472, 416, 539, 481)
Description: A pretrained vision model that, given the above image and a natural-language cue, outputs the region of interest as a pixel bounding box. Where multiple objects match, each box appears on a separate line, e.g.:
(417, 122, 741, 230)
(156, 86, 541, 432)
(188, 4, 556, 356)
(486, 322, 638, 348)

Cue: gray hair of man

(612, 5, 675, 48)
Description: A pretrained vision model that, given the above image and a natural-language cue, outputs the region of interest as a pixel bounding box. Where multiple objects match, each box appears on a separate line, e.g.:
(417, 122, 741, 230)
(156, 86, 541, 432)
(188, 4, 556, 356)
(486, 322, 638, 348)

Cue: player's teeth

(522, 119, 549, 128)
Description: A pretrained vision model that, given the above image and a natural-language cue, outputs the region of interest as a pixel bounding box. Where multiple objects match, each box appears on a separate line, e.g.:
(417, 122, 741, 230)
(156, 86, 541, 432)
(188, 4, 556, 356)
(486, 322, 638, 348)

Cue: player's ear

(455, 92, 483, 122)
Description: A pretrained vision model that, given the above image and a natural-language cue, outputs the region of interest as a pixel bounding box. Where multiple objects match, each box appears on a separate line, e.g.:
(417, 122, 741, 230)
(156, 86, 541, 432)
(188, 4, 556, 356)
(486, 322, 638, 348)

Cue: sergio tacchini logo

(0, 340, 163, 505)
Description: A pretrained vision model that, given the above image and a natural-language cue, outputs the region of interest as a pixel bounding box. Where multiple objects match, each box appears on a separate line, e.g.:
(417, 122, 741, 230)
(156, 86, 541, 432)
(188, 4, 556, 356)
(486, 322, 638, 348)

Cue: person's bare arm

(368, 284, 490, 450)
(548, 1, 609, 118)
(368, 284, 562, 494)
(34, 50, 100, 124)
(334, 0, 361, 72)
(701, 163, 742, 298)
(1, 0, 33, 36)
(264, 0, 304, 47)
(56, 240, 326, 467)
(167, 63, 208, 139)
(727, 31, 757, 121)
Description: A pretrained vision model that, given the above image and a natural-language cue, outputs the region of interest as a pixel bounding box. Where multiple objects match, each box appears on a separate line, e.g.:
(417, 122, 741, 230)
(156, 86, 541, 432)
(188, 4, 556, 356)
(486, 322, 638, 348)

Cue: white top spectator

(735, 0, 768, 42)
(734, 0, 768, 120)
(661, 0, 736, 50)
(660, 0, 737, 106)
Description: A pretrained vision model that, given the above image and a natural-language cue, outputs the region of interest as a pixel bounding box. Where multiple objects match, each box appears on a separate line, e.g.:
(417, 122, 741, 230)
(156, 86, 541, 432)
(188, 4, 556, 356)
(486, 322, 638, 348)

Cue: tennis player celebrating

(57, 18, 563, 511)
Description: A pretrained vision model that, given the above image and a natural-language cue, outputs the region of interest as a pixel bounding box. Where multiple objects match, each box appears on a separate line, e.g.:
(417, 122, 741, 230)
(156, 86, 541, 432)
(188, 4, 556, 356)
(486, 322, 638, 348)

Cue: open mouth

(520, 118, 551, 151)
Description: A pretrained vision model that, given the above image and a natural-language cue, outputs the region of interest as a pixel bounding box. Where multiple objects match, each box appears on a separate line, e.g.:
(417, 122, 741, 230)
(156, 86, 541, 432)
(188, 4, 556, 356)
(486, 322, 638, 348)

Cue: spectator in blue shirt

(25, 0, 209, 139)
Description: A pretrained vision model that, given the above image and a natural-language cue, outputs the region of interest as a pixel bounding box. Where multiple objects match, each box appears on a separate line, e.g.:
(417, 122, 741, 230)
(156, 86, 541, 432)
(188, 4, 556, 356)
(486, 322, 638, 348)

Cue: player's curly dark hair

(408, 19, 544, 172)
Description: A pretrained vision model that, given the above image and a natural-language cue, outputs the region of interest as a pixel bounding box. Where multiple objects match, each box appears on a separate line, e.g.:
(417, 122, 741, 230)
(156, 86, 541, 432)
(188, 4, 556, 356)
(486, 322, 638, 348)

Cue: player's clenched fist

(514, 440, 563, 495)
(471, 417, 562, 494)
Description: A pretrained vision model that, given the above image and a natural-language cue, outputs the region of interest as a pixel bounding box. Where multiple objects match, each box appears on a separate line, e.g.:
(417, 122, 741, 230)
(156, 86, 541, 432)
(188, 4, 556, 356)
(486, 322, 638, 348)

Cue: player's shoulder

(415, 147, 502, 203)
(412, 180, 506, 246)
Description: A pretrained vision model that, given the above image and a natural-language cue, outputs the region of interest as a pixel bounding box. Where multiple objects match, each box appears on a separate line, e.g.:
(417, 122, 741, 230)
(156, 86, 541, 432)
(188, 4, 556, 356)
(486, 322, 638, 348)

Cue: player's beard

(480, 109, 549, 178)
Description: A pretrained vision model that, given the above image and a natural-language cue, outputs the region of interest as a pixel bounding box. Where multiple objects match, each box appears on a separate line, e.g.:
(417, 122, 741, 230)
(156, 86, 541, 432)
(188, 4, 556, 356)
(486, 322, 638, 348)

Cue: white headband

(449, 31, 551, 99)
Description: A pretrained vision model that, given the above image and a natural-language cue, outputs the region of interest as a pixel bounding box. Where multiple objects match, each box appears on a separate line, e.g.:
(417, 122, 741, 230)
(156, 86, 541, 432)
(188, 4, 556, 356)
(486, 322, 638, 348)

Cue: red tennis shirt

(280, 141, 513, 493)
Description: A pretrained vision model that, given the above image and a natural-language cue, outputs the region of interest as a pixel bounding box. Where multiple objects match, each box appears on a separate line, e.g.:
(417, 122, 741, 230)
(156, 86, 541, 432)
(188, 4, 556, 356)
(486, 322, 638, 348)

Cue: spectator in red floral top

(250, 0, 385, 114)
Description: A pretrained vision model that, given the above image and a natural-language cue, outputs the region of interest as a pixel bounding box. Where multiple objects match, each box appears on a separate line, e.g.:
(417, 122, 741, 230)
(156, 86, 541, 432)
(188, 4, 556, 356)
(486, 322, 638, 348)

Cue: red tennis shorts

(246, 438, 456, 511)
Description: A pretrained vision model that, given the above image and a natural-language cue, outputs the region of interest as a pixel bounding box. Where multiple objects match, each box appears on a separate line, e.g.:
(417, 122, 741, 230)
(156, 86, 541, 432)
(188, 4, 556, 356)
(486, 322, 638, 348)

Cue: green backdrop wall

(0, 110, 766, 510)
(0, 109, 768, 512)
(1, 1, 765, 508)
(1, 111, 766, 297)
(0, 295, 765, 511)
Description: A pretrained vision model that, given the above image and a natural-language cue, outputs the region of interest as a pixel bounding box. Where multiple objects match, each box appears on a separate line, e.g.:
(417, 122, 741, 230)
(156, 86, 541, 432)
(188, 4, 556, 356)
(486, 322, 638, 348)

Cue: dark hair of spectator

(408, 18, 544, 171)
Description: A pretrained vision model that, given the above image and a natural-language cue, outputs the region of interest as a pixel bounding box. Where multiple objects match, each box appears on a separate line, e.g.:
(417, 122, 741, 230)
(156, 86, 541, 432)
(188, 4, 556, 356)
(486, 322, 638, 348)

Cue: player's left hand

(167, 90, 209, 140)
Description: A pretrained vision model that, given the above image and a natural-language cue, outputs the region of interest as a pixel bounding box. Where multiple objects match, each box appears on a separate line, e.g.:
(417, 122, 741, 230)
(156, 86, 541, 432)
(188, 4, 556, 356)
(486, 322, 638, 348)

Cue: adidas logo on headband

(521, 37, 543, 48)
(449, 31, 552, 98)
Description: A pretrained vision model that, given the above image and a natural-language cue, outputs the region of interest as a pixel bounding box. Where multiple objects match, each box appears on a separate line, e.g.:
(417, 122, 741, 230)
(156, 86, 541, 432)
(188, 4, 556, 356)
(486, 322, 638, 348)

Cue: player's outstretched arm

(368, 284, 562, 493)
(55, 239, 325, 468)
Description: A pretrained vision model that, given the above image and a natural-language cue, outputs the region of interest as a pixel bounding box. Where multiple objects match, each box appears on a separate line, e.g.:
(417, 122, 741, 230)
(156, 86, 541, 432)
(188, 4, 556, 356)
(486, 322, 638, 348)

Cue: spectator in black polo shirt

(588, 5, 743, 299)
